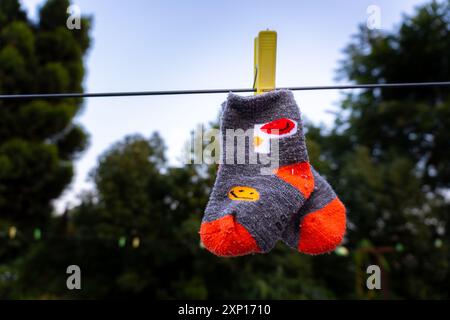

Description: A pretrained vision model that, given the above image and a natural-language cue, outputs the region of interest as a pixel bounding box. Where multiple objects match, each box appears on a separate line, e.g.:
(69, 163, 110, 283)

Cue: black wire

(286, 81, 450, 91)
(0, 81, 449, 100)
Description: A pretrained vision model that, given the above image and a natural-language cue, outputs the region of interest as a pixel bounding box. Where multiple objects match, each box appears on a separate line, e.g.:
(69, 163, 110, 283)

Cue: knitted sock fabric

(282, 167, 346, 254)
(200, 90, 314, 257)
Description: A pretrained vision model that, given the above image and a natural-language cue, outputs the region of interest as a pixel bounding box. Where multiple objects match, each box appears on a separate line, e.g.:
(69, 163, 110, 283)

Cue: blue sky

(21, 0, 428, 212)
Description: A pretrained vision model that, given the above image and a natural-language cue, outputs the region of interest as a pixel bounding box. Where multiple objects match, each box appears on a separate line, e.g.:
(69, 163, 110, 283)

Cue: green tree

(0, 0, 91, 232)
(307, 0, 449, 299)
(338, 0, 450, 190)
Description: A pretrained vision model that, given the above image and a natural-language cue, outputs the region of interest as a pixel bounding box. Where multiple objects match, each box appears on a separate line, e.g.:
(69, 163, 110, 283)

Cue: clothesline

(0, 81, 449, 100)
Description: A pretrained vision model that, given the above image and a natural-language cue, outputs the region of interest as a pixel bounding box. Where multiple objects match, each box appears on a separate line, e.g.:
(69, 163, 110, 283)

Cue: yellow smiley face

(228, 186, 260, 201)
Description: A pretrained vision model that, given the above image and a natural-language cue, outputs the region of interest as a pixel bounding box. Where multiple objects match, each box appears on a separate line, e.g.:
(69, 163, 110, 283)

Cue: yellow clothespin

(253, 30, 277, 95)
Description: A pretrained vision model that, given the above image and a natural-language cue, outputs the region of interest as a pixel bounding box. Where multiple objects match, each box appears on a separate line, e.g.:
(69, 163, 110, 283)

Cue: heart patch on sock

(253, 118, 298, 154)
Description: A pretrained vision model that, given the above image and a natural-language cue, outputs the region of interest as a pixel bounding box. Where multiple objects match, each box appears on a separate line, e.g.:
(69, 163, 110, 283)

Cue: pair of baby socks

(199, 90, 346, 257)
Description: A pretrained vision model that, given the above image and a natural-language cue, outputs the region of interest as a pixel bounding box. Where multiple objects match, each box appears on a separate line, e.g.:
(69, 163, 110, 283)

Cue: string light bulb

(8, 226, 17, 239)
(34, 228, 42, 240)
(132, 237, 140, 249)
(335, 246, 349, 256)
(434, 239, 443, 248)
(118, 236, 126, 248)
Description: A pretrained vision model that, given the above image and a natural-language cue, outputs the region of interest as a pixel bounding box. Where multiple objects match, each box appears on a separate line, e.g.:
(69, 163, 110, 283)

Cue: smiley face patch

(228, 186, 260, 201)
(253, 118, 298, 153)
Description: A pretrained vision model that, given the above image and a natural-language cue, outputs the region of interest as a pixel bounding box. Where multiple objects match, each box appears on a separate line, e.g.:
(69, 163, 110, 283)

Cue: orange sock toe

(200, 215, 261, 257)
(298, 197, 346, 255)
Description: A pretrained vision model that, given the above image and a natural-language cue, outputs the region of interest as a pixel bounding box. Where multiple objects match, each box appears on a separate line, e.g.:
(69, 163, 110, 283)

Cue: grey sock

(282, 167, 347, 254)
(200, 90, 315, 257)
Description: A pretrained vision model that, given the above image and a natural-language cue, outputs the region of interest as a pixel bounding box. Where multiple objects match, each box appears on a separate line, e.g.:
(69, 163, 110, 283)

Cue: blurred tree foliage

(8, 134, 333, 299)
(0, 0, 449, 299)
(0, 0, 91, 283)
(308, 0, 449, 299)
(0, 0, 91, 228)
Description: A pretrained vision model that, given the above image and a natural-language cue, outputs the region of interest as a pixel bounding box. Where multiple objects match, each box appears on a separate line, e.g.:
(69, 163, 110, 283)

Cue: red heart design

(261, 118, 295, 135)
